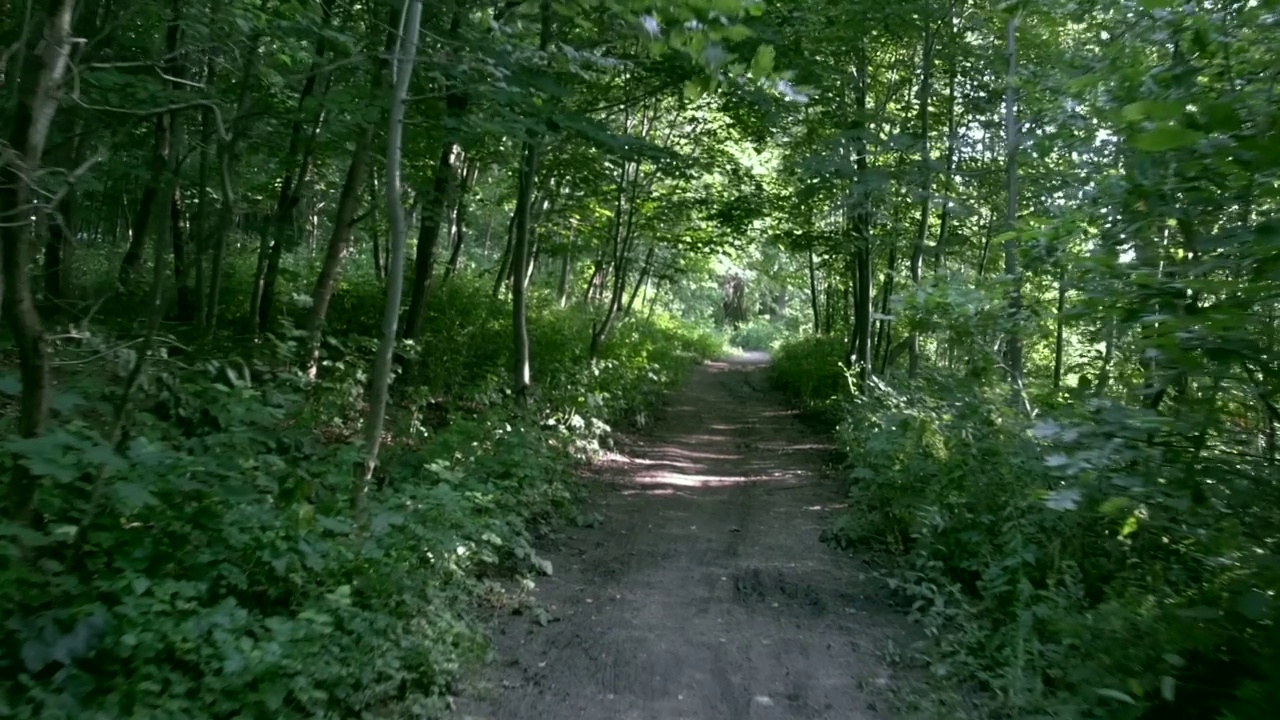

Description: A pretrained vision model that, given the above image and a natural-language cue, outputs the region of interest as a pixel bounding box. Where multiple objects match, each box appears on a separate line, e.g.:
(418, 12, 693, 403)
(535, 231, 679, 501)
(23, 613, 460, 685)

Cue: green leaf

(1132, 125, 1204, 152)
(1045, 487, 1082, 510)
(1160, 676, 1176, 701)
(1099, 496, 1132, 514)
(750, 44, 775, 78)
(1236, 589, 1270, 620)
(113, 482, 159, 510)
(684, 79, 706, 101)
(1095, 688, 1136, 704)
(1121, 100, 1183, 123)
(50, 524, 79, 542)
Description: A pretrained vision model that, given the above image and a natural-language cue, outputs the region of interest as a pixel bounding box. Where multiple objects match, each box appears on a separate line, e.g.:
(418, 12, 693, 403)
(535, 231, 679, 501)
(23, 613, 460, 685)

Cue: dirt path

(456, 353, 907, 720)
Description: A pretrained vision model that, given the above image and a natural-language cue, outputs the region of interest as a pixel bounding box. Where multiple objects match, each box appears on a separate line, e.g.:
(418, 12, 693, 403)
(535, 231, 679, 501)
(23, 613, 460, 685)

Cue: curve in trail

(456, 353, 908, 720)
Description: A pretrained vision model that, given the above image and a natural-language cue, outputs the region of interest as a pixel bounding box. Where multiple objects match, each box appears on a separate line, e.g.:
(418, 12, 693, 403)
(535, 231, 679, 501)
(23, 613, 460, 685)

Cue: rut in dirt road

(457, 353, 908, 720)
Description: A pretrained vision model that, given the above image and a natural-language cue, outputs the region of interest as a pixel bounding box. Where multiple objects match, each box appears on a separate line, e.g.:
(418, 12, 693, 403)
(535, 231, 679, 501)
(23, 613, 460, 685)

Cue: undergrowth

(0, 278, 720, 719)
(772, 337, 1280, 720)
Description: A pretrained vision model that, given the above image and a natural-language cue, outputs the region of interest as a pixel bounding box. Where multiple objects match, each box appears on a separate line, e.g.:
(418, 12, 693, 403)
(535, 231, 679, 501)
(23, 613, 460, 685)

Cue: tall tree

(359, 0, 422, 510)
(510, 0, 553, 400)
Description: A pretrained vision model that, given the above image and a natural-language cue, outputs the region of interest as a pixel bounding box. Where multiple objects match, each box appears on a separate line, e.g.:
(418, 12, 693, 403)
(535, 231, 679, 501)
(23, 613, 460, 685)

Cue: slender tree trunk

(511, 147, 537, 393)
(622, 246, 655, 318)
(2, 0, 77, 524)
(306, 127, 375, 375)
(935, 21, 957, 274)
(168, 131, 193, 320)
(403, 6, 468, 336)
(510, 0, 552, 398)
(43, 122, 80, 304)
(118, 116, 167, 286)
(874, 244, 896, 373)
(848, 44, 873, 392)
(403, 142, 457, 335)
(557, 245, 573, 307)
(909, 19, 935, 378)
(257, 88, 328, 334)
(1052, 263, 1067, 389)
(205, 45, 259, 329)
(171, 187, 192, 315)
(193, 101, 212, 326)
(1094, 315, 1116, 398)
(252, 7, 333, 335)
(359, 0, 422, 512)
(443, 159, 477, 281)
(479, 206, 496, 256)
(492, 207, 517, 297)
(369, 172, 384, 279)
(808, 248, 821, 334)
(161, 0, 195, 320)
(1003, 10, 1026, 407)
(590, 141, 645, 356)
(524, 229, 541, 287)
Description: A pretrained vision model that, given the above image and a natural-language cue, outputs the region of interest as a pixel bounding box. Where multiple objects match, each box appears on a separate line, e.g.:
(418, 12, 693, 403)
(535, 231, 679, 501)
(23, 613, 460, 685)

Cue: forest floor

(455, 353, 912, 720)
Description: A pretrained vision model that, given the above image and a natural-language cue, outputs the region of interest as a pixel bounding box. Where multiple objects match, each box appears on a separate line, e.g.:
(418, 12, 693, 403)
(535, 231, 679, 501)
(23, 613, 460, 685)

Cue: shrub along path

(456, 353, 908, 719)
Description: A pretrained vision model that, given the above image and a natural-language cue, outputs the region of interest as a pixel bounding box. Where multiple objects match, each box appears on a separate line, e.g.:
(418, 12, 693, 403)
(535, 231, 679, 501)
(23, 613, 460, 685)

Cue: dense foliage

(3, 0, 738, 715)
(8, 0, 1280, 716)
(1, 277, 719, 718)
(766, 0, 1280, 717)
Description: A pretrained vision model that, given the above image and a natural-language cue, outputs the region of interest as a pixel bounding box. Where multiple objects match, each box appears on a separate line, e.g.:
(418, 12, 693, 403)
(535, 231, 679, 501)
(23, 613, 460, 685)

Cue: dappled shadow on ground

(604, 353, 836, 493)
(454, 353, 909, 720)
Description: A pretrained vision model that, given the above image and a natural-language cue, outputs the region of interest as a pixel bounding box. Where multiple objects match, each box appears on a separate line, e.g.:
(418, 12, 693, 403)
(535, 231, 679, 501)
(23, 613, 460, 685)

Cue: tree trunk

(403, 142, 456, 336)
(622, 246, 655, 318)
(851, 43, 873, 392)
(510, 0, 552, 399)
(251, 11, 332, 335)
(192, 101, 212, 325)
(257, 83, 328, 334)
(511, 141, 539, 393)
(117, 116, 167, 286)
(934, 21, 957, 275)
(403, 6, 469, 337)
(43, 149, 77, 303)
(443, 159, 478, 281)
(168, 129, 192, 320)
(808, 248, 821, 334)
(875, 244, 896, 374)
(369, 172, 384, 279)
(909, 19, 935, 378)
(1052, 263, 1067, 389)
(204, 45, 259, 329)
(359, 0, 422, 513)
(2, 0, 77, 524)
(590, 142, 644, 356)
(557, 246, 573, 307)
(492, 208, 517, 298)
(171, 187, 192, 317)
(1095, 317, 1116, 398)
(1003, 10, 1026, 407)
(306, 127, 375, 375)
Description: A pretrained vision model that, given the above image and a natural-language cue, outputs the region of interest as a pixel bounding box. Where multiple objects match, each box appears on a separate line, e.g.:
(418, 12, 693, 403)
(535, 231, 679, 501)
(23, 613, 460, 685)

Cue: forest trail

(456, 353, 908, 720)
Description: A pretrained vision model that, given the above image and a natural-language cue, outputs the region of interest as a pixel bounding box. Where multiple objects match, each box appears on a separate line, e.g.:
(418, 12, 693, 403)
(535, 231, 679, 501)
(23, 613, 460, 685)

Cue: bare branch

(71, 96, 230, 141)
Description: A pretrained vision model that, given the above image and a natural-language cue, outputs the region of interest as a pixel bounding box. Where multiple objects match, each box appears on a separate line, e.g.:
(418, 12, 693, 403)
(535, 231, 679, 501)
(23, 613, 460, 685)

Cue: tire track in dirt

(455, 353, 908, 720)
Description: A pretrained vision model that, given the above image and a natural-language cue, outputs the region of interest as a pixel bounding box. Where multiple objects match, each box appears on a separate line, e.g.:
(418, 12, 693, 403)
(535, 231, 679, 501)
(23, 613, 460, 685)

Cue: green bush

(1, 280, 718, 719)
(804, 371, 1280, 720)
(728, 318, 788, 351)
(769, 334, 849, 420)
